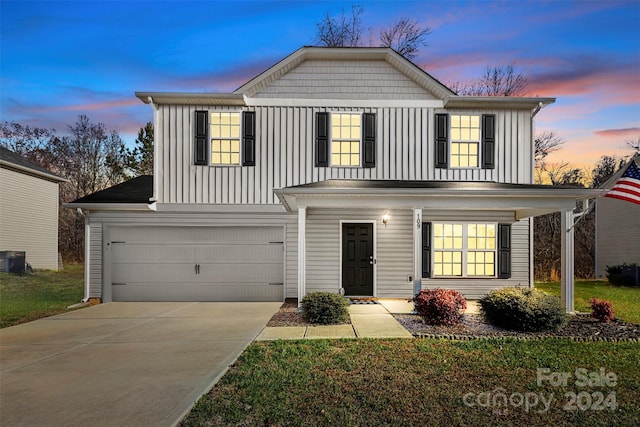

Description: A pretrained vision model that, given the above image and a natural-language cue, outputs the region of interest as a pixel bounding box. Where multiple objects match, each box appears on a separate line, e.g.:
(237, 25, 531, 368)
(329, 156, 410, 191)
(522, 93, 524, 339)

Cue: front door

(342, 223, 374, 296)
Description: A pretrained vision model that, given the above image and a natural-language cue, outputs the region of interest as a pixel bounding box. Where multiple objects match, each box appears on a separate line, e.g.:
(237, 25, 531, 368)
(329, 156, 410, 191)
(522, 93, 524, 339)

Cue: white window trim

(432, 221, 497, 278)
(210, 110, 242, 166)
(449, 114, 481, 170)
(330, 111, 362, 168)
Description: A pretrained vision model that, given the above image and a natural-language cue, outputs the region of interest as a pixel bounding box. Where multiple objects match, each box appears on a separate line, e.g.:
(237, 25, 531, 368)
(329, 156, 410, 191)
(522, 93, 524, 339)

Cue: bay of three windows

(207, 111, 484, 168)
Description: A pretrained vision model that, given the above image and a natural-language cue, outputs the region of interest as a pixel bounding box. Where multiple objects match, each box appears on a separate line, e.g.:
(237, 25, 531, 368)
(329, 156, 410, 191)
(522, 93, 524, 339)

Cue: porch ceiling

(274, 180, 604, 220)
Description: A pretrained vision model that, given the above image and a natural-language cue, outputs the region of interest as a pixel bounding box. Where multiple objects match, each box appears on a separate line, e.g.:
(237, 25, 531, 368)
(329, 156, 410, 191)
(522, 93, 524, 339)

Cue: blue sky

(1, 0, 639, 167)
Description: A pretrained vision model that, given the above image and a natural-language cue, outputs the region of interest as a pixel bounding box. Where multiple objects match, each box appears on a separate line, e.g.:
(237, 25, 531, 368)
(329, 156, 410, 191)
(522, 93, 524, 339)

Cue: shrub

(606, 264, 639, 287)
(479, 287, 568, 332)
(413, 288, 467, 326)
(301, 292, 349, 324)
(590, 298, 615, 323)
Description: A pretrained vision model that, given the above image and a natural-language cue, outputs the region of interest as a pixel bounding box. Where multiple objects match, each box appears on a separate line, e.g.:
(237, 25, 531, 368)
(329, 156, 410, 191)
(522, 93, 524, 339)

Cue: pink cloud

(595, 128, 640, 138)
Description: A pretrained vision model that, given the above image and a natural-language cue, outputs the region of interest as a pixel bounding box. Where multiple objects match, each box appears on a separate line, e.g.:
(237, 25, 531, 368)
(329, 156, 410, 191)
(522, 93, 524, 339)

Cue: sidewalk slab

(256, 326, 306, 341)
(350, 313, 413, 338)
(348, 304, 388, 314)
(378, 299, 414, 314)
(305, 325, 356, 339)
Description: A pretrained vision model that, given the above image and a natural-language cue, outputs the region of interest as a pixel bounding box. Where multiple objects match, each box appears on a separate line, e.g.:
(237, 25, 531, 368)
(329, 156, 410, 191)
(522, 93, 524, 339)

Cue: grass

(0, 264, 85, 328)
(536, 280, 640, 324)
(182, 338, 640, 426)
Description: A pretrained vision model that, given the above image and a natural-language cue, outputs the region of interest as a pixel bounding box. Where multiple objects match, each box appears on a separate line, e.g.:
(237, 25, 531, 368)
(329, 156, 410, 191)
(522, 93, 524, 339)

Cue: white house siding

(0, 168, 59, 270)
(155, 106, 535, 205)
(253, 59, 437, 100)
(85, 210, 295, 301)
(595, 197, 640, 278)
(305, 208, 414, 298)
(420, 213, 530, 299)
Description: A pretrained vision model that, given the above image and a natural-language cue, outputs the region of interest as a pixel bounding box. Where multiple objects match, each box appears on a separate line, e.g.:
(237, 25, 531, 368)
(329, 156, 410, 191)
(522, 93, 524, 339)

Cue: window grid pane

(433, 222, 497, 277)
(331, 113, 361, 166)
(450, 114, 480, 168)
(211, 112, 241, 165)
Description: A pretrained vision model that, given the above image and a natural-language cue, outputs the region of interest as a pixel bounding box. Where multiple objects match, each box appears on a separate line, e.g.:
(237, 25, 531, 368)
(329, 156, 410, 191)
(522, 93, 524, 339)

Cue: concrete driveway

(0, 302, 281, 427)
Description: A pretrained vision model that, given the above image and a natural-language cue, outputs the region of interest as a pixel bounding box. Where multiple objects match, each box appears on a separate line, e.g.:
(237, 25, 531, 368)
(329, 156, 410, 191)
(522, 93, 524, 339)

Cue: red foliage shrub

(590, 298, 615, 323)
(413, 288, 467, 326)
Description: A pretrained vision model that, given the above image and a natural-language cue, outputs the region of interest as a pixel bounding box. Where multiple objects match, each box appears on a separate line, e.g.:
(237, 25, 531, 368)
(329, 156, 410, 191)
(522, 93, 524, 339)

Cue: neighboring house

(595, 157, 640, 279)
(0, 146, 66, 270)
(67, 47, 599, 309)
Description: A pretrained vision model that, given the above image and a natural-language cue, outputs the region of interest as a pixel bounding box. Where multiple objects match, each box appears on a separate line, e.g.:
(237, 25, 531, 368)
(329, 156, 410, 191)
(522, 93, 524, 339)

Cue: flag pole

(567, 152, 638, 232)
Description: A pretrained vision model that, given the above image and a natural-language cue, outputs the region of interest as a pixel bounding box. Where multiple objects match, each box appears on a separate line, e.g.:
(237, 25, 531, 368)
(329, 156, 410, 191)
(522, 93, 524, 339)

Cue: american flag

(605, 157, 640, 205)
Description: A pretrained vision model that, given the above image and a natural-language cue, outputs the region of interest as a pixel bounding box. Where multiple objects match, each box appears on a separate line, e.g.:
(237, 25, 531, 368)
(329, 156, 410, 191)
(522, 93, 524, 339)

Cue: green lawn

(182, 338, 640, 427)
(0, 264, 85, 328)
(536, 280, 640, 324)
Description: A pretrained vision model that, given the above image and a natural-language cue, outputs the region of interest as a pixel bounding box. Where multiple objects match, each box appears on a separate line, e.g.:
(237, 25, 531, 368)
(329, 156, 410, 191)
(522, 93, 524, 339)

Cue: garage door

(108, 226, 283, 302)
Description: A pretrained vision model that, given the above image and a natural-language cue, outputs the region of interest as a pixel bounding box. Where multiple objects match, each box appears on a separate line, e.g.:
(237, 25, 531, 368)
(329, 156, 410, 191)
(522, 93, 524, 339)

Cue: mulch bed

(267, 301, 640, 341)
(266, 300, 352, 327)
(395, 313, 640, 341)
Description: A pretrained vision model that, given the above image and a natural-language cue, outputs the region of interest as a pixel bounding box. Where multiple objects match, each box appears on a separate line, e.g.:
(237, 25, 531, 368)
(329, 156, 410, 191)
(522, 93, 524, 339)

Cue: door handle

(195, 264, 200, 274)
(369, 256, 376, 265)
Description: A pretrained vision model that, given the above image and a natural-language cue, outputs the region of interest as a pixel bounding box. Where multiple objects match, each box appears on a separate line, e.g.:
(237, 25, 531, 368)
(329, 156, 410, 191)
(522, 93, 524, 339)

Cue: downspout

(529, 102, 545, 289)
(78, 208, 91, 302)
(148, 96, 159, 203)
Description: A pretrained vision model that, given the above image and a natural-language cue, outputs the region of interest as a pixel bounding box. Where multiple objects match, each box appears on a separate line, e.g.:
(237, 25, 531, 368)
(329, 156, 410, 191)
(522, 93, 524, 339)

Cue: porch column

(413, 208, 422, 296)
(561, 209, 575, 313)
(297, 207, 307, 307)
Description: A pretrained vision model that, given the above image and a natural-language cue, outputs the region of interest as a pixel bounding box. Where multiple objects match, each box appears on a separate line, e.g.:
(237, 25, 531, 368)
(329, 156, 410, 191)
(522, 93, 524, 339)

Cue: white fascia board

(135, 92, 245, 106)
(444, 96, 556, 109)
(243, 97, 444, 108)
(155, 203, 287, 213)
(275, 188, 603, 217)
(0, 161, 68, 183)
(62, 203, 156, 211)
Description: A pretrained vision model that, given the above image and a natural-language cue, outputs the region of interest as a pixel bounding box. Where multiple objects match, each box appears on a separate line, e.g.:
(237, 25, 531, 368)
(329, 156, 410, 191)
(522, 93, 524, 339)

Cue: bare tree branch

(316, 5, 364, 47)
(534, 131, 565, 165)
(379, 18, 431, 60)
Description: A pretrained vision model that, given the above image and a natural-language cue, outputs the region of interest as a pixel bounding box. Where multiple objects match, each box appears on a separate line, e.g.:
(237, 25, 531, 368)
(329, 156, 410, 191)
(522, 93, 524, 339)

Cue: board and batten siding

(0, 168, 59, 270)
(87, 221, 103, 298)
(595, 197, 640, 278)
(155, 105, 534, 204)
(305, 208, 414, 298)
(253, 59, 437, 100)
(421, 213, 530, 299)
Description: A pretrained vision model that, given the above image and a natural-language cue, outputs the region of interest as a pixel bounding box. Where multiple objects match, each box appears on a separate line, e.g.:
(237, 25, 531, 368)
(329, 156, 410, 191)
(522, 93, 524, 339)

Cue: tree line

(0, 117, 153, 262)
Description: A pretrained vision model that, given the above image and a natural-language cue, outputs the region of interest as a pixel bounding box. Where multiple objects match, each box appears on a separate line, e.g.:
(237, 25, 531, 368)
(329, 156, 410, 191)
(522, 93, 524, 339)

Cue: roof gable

(233, 46, 455, 100)
(0, 146, 66, 182)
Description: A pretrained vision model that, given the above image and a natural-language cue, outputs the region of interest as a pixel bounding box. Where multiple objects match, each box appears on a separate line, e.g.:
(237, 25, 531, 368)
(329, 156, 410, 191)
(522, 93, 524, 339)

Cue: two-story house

(68, 47, 599, 310)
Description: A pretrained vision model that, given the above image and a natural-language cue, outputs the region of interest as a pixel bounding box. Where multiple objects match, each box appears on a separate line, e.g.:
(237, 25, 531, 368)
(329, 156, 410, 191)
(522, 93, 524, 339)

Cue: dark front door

(342, 223, 374, 296)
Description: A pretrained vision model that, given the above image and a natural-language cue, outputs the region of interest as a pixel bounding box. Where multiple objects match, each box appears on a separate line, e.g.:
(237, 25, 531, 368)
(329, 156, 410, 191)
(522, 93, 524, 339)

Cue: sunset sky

(1, 0, 639, 169)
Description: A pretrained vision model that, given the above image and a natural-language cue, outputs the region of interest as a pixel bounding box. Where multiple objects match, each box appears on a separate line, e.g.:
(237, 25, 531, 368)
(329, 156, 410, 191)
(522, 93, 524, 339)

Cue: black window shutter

(242, 111, 256, 166)
(362, 113, 376, 168)
(435, 114, 448, 168)
(497, 223, 511, 279)
(482, 114, 496, 169)
(422, 222, 432, 278)
(194, 110, 208, 165)
(315, 112, 329, 167)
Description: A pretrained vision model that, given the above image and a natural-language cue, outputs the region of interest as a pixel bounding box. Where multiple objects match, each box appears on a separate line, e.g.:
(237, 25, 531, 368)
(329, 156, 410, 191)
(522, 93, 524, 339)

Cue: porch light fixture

(382, 212, 391, 227)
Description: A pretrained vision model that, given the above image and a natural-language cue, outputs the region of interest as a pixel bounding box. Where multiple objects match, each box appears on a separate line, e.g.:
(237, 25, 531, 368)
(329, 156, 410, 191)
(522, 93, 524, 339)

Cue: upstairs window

(450, 115, 480, 168)
(315, 112, 375, 168)
(210, 112, 241, 165)
(331, 113, 361, 166)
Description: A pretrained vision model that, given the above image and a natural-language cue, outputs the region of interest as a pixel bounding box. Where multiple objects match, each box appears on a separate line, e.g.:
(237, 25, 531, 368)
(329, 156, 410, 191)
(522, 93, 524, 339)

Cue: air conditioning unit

(0, 251, 26, 273)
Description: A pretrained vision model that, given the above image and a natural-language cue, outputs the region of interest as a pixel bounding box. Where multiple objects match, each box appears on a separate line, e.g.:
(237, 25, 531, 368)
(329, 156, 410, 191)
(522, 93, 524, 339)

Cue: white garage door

(108, 226, 284, 302)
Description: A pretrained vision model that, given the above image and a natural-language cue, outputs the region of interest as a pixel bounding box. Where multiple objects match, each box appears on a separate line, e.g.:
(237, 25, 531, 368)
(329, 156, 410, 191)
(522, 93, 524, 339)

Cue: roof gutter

(532, 101, 545, 118)
(62, 202, 157, 211)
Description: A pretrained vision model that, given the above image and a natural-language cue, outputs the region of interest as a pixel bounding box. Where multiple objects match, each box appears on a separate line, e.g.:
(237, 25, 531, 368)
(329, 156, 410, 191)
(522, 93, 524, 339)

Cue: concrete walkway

(0, 302, 281, 427)
(256, 300, 415, 340)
